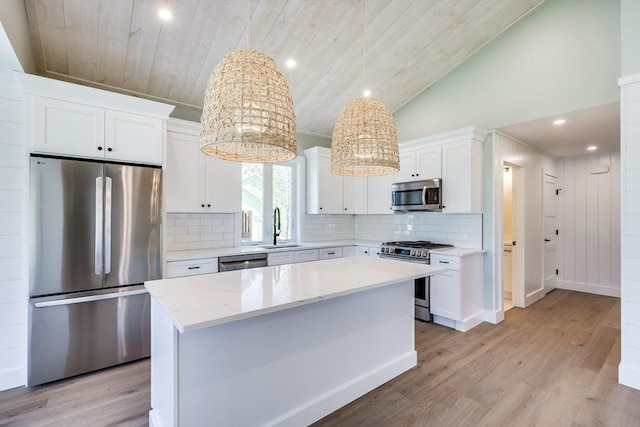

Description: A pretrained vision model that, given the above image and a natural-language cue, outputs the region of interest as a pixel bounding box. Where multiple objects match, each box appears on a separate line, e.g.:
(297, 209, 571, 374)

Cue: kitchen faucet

(273, 207, 281, 245)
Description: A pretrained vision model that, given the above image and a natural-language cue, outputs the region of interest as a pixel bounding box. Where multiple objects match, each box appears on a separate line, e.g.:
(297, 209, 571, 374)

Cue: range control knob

(410, 250, 416, 256)
(422, 251, 428, 257)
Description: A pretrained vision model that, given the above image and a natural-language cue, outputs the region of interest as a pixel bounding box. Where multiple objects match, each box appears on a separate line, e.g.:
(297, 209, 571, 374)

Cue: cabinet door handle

(545, 239, 550, 242)
(438, 260, 450, 264)
(327, 252, 335, 255)
(344, 208, 347, 211)
(97, 146, 103, 151)
(207, 204, 211, 207)
(107, 147, 113, 152)
(187, 266, 200, 270)
(320, 207, 323, 210)
(201, 204, 205, 207)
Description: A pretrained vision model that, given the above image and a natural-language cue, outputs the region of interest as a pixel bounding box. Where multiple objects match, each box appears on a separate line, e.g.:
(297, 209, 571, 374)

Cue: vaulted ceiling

(23, 0, 544, 137)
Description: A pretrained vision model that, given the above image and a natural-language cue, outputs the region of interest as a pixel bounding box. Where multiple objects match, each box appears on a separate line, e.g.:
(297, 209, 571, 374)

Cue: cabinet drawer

(430, 254, 460, 270)
(318, 247, 343, 260)
(342, 246, 356, 257)
(268, 251, 295, 266)
(167, 258, 218, 278)
(295, 249, 319, 263)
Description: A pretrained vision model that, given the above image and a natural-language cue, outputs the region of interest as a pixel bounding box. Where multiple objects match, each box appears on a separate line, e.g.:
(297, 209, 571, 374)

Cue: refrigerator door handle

(33, 288, 147, 308)
(95, 177, 103, 275)
(105, 176, 112, 274)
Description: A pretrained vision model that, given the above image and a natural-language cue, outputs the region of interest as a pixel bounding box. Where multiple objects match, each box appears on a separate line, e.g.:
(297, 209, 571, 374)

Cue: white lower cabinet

(166, 258, 218, 278)
(318, 247, 343, 260)
(268, 249, 319, 266)
(342, 246, 356, 257)
(430, 252, 483, 332)
(295, 250, 319, 263)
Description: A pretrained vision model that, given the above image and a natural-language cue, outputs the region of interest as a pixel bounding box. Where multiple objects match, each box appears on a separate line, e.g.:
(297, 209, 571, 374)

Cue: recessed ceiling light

(553, 119, 566, 126)
(158, 8, 173, 21)
(363, 89, 372, 97)
(285, 59, 296, 69)
(587, 145, 597, 151)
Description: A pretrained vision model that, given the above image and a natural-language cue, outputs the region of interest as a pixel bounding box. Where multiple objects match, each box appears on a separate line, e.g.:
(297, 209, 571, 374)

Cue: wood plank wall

(556, 153, 621, 297)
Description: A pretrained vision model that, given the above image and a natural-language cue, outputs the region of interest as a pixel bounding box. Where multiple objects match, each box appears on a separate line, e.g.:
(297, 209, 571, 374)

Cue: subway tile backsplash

(165, 213, 236, 251)
(166, 212, 481, 250)
(355, 213, 483, 248)
(303, 215, 356, 242)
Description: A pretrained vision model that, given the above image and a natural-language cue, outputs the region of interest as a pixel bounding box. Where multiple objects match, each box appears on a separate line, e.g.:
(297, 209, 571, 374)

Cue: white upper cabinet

(305, 146, 366, 214)
(396, 145, 442, 183)
(398, 126, 486, 214)
(367, 173, 394, 214)
(33, 97, 105, 158)
(20, 74, 173, 165)
(105, 110, 164, 164)
(441, 139, 483, 213)
(165, 120, 241, 213)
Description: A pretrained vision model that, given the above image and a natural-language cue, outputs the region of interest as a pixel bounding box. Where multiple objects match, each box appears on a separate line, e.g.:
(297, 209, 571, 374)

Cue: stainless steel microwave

(391, 179, 442, 212)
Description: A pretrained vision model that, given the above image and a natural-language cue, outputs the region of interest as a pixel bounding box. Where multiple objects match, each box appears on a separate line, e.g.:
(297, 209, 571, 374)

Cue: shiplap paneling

(0, 72, 26, 391)
(619, 73, 640, 390)
(556, 154, 621, 296)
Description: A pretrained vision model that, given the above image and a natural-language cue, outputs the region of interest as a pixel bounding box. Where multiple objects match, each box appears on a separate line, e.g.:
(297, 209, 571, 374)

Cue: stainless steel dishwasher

(218, 253, 268, 272)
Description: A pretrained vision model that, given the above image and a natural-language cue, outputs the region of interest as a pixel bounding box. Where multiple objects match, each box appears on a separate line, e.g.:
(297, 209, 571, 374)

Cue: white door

(543, 172, 558, 293)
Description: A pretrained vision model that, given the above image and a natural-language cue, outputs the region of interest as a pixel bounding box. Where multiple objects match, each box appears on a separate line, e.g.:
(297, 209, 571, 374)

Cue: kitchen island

(145, 256, 446, 427)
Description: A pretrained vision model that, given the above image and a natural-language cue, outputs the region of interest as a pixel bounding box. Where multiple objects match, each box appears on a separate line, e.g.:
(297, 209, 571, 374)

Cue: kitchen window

(241, 160, 300, 245)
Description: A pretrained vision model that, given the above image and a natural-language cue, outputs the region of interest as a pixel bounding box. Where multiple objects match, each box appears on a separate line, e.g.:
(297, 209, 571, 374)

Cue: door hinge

(555, 229, 559, 235)
(555, 269, 559, 275)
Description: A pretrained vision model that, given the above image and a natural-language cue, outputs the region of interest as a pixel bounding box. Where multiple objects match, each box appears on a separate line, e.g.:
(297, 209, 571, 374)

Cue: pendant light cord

(247, 0, 252, 50)
(362, 0, 366, 94)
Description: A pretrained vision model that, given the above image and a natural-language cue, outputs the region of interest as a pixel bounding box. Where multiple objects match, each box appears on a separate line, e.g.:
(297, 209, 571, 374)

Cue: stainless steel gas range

(379, 241, 453, 321)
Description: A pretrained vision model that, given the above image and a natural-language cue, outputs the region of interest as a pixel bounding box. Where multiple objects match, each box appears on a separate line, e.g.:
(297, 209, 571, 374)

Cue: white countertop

(428, 247, 485, 256)
(145, 256, 447, 333)
(164, 240, 383, 261)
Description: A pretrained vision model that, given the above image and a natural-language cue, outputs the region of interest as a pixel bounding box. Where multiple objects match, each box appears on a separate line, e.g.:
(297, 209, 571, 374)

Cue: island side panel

(177, 280, 416, 427)
(149, 299, 179, 427)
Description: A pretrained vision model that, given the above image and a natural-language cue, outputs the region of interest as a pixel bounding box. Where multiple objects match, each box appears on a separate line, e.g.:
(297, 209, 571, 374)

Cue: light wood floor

(1, 290, 638, 426)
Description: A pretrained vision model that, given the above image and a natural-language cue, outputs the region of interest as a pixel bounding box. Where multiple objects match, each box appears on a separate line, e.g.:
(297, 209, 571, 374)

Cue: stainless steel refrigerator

(28, 155, 162, 386)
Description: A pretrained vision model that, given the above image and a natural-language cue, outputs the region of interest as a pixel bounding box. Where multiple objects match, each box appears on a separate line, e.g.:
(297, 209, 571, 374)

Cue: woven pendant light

(331, 97, 399, 176)
(330, 1, 399, 176)
(200, 3, 296, 163)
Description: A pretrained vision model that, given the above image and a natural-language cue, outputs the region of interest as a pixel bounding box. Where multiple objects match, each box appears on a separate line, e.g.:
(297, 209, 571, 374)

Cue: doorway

(503, 165, 514, 310)
(502, 162, 524, 309)
(543, 171, 558, 293)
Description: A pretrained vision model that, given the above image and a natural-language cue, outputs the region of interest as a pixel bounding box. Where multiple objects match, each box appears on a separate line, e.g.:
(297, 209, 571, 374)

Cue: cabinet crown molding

(17, 73, 175, 118)
(400, 125, 487, 149)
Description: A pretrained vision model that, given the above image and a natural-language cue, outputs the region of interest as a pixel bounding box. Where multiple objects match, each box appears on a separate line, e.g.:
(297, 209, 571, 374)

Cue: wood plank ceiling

(24, 0, 544, 136)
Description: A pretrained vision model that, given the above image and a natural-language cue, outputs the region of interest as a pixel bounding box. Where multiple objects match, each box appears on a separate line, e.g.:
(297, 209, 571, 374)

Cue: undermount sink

(259, 244, 302, 249)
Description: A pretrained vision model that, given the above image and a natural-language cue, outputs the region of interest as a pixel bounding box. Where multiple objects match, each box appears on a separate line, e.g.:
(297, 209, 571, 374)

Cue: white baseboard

(525, 288, 545, 307)
(0, 367, 26, 392)
(484, 309, 504, 324)
(433, 312, 485, 332)
(270, 351, 417, 427)
(148, 409, 161, 427)
(619, 363, 640, 391)
(557, 280, 620, 298)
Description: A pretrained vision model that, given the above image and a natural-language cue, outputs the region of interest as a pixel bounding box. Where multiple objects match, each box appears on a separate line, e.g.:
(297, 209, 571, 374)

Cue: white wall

(619, 73, 640, 390)
(393, 0, 620, 142)
(555, 153, 621, 297)
(484, 131, 555, 320)
(0, 25, 26, 390)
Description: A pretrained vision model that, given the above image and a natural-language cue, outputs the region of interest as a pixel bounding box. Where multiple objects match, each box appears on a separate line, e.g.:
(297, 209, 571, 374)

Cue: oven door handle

(422, 186, 427, 206)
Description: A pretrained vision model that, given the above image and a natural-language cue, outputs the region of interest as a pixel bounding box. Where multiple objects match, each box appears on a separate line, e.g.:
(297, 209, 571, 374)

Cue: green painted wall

(393, 0, 621, 142)
(621, 0, 640, 75)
